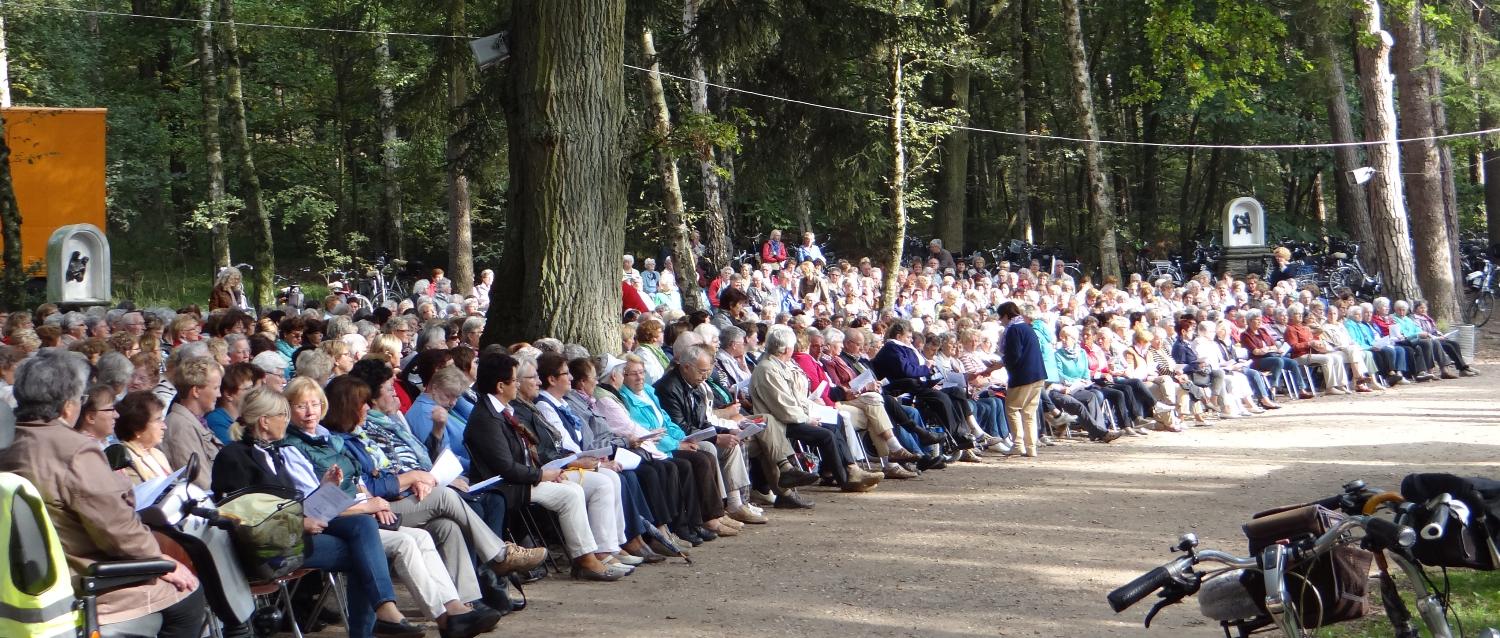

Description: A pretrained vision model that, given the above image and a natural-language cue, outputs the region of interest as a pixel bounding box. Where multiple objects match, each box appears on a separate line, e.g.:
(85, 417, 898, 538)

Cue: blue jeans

(617, 470, 655, 538)
(1251, 356, 1309, 393)
(303, 515, 395, 638)
(971, 397, 1010, 439)
(894, 406, 925, 452)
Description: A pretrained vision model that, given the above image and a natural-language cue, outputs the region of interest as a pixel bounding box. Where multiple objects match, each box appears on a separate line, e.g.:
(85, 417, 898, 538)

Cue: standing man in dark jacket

(999, 302, 1046, 457)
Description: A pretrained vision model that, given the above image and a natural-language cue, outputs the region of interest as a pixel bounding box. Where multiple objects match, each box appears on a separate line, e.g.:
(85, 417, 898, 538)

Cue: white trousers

(560, 467, 625, 554)
(380, 527, 459, 619)
(530, 480, 597, 558)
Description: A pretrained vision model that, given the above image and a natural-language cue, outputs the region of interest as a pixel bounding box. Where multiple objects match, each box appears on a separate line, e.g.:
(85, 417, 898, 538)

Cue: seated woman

(405, 366, 472, 471)
(868, 320, 983, 448)
(927, 331, 1009, 453)
(1047, 326, 1122, 442)
(632, 320, 671, 385)
(74, 382, 121, 448)
(113, 391, 173, 484)
(1410, 300, 1478, 377)
(206, 362, 263, 444)
(1372, 298, 1436, 381)
(753, 324, 882, 493)
(1213, 320, 1279, 409)
(463, 352, 628, 582)
(518, 354, 651, 561)
(1284, 308, 1351, 394)
(212, 385, 425, 638)
(1191, 321, 1264, 417)
(286, 377, 504, 638)
(1316, 307, 1377, 392)
(795, 328, 921, 476)
(1083, 326, 1157, 432)
(1345, 304, 1409, 383)
(1120, 329, 1184, 429)
(0, 349, 206, 638)
(819, 328, 936, 473)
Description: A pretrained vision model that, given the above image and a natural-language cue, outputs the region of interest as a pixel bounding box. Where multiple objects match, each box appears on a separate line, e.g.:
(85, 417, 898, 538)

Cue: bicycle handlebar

(1108, 564, 1178, 613)
(1421, 495, 1453, 540)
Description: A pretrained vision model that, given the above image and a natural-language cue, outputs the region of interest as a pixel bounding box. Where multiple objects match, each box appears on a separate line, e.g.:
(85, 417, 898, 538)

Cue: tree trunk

(792, 184, 812, 236)
(0, 17, 11, 108)
(217, 0, 273, 307)
(1019, 0, 1042, 243)
(377, 37, 405, 262)
(934, 0, 971, 252)
(880, 37, 906, 311)
(1314, 27, 1372, 245)
(484, 0, 626, 354)
(1391, 3, 1458, 323)
(445, 0, 474, 296)
(0, 112, 22, 295)
(1426, 18, 1462, 296)
(641, 27, 703, 313)
(1481, 9, 1500, 248)
(1060, 0, 1119, 280)
(196, 0, 230, 269)
(683, 0, 730, 269)
(1354, 0, 1421, 302)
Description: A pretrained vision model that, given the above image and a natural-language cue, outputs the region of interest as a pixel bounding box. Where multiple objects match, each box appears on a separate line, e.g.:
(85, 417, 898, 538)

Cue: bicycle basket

(1243, 503, 1373, 628)
(216, 487, 308, 581)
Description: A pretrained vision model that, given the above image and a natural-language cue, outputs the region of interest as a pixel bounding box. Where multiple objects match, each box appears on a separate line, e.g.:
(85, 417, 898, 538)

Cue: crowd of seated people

(0, 237, 1482, 638)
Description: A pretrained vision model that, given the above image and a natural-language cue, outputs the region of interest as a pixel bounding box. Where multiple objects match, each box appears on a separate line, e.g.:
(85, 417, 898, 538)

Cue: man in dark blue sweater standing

(998, 302, 1047, 457)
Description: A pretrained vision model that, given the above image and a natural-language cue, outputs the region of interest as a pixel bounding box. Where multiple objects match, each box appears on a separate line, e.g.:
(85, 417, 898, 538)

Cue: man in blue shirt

(999, 302, 1047, 457)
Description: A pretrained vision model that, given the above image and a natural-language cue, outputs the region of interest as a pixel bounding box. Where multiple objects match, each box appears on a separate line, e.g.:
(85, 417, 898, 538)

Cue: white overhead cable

(19, 2, 1500, 152)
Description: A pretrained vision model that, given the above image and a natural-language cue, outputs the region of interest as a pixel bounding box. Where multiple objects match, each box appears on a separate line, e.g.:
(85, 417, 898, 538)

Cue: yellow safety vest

(0, 472, 81, 638)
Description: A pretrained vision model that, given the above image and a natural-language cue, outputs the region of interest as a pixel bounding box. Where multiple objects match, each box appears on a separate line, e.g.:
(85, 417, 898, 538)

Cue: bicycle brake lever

(1143, 594, 1184, 628)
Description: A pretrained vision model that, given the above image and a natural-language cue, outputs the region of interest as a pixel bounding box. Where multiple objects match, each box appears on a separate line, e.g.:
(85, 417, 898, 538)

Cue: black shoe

(773, 490, 815, 509)
(440, 607, 503, 638)
(1461, 368, 1480, 377)
(1101, 429, 1124, 443)
(694, 525, 718, 542)
(916, 454, 947, 471)
(777, 467, 819, 489)
(670, 525, 704, 546)
(373, 619, 426, 638)
(914, 428, 945, 446)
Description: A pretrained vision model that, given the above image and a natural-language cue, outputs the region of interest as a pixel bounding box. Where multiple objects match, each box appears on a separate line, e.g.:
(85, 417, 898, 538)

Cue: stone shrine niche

(46, 224, 111, 306)
(1221, 197, 1266, 249)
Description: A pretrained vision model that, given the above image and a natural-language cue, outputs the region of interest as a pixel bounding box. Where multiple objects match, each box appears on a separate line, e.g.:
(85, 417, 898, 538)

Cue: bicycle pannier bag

(1400, 473, 1500, 571)
(216, 487, 307, 581)
(1243, 503, 1373, 628)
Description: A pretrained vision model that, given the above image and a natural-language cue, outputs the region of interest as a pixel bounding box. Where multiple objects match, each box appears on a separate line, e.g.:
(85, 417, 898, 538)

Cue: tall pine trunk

(683, 0, 730, 269)
(1355, 0, 1421, 302)
(1019, 0, 1042, 242)
(1060, 0, 1119, 280)
(218, 0, 273, 307)
(445, 0, 474, 295)
(377, 37, 405, 261)
(1314, 27, 1372, 245)
(484, 0, 626, 354)
(934, 0, 971, 252)
(880, 36, 907, 311)
(641, 27, 703, 312)
(1425, 21, 1461, 295)
(196, 0, 230, 268)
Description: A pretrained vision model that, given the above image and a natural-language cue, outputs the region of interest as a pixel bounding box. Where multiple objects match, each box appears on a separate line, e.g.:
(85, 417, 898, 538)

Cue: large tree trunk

(377, 37, 405, 262)
(1, 17, 11, 108)
(880, 37, 907, 311)
(1060, 0, 1119, 280)
(1426, 18, 1462, 295)
(1314, 27, 1372, 245)
(1393, 3, 1458, 322)
(196, 0, 230, 269)
(445, 0, 474, 296)
(641, 27, 703, 313)
(1480, 8, 1500, 249)
(934, 0, 971, 252)
(483, 0, 626, 354)
(683, 0, 730, 269)
(217, 0, 273, 307)
(1354, 0, 1421, 302)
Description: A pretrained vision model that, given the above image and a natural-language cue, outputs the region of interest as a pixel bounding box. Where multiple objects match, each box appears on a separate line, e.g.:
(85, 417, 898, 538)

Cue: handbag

(1242, 503, 1373, 628)
(216, 486, 308, 581)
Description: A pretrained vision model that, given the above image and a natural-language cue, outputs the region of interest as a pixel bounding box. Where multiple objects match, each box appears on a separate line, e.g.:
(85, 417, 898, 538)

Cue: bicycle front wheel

(1466, 291, 1494, 328)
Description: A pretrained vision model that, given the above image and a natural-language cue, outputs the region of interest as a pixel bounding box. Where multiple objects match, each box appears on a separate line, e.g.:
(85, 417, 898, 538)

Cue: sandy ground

(303, 326, 1500, 638)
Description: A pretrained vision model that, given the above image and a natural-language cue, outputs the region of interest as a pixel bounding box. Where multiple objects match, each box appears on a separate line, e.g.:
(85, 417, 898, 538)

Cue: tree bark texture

(1019, 0, 1042, 243)
(1482, 8, 1500, 248)
(1354, 0, 1421, 302)
(936, 65, 970, 253)
(196, 0, 230, 268)
(1392, 4, 1457, 323)
(880, 38, 907, 311)
(217, 0, 274, 307)
(641, 27, 703, 313)
(0, 112, 22, 287)
(484, 0, 627, 355)
(445, 0, 474, 296)
(1, 17, 11, 108)
(1314, 28, 1372, 246)
(1060, 0, 1120, 280)
(683, 0, 730, 270)
(1425, 19, 1461, 295)
(377, 37, 405, 262)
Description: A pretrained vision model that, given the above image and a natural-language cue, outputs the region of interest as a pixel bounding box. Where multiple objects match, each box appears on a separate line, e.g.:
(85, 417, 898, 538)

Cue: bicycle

(1462, 252, 1494, 328)
(1109, 479, 1498, 638)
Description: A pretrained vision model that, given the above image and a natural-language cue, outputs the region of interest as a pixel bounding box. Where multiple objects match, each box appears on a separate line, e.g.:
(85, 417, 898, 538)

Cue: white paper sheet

(850, 368, 876, 392)
(131, 466, 187, 511)
(737, 421, 765, 438)
(810, 403, 840, 425)
(684, 427, 719, 442)
(613, 448, 643, 471)
(430, 450, 463, 487)
(302, 482, 357, 523)
(462, 475, 505, 494)
(542, 454, 579, 471)
(941, 370, 966, 389)
(576, 447, 612, 459)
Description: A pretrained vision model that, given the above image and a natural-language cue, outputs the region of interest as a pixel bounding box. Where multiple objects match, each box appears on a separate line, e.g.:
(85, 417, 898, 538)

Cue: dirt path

(475, 365, 1499, 638)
